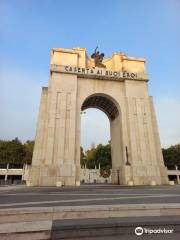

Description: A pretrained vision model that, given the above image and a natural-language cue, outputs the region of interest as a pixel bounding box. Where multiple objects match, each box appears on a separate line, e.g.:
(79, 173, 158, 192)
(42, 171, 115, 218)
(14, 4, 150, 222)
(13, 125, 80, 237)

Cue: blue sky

(0, 0, 180, 149)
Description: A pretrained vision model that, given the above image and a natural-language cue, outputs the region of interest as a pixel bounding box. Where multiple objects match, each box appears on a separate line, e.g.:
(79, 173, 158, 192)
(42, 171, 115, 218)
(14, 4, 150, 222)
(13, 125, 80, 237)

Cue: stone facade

(27, 47, 169, 186)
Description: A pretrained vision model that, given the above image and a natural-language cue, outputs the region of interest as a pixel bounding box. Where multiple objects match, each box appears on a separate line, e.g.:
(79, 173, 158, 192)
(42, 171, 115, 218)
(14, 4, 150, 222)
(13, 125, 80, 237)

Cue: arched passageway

(81, 94, 119, 121)
(28, 47, 169, 187)
(81, 94, 123, 184)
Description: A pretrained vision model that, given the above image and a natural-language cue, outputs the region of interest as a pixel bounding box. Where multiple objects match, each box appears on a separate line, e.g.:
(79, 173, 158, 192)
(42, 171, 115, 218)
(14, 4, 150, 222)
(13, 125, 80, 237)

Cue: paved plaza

(0, 184, 180, 209)
(0, 184, 180, 239)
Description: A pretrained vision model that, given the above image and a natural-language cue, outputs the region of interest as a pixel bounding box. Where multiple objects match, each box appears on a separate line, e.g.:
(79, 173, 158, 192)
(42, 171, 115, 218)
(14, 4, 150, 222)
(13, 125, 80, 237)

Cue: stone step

(0, 203, 180, 223)
(0, 216, 180, 239)
(0, 220, 52, 240)
(51, 216, 180, 240)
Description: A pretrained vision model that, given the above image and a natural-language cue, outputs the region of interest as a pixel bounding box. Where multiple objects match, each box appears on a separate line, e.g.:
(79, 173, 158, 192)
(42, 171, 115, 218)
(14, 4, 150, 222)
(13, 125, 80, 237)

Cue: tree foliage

(0, 138, 179, 169)
(0, 138, 34, 165)
(23, 140, 34, 164)
(162, 144, 180, 168)
(80, 146, 86, 167)
(81, 142, 112, 170)
(81, 142, 180, 170)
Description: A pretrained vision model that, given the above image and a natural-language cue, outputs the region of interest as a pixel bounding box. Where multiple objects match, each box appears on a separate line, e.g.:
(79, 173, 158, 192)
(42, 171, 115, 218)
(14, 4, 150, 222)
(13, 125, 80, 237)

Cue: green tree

(80, 146, 87, 167)
(162, 144, 180, 168)
(0, 138, 35, 165)
(85, 142, 112, 170)
(95, 143, 112, 170)
(23, 140, 34, 164)
(86, 145, 97, 169)
(0, 138, 25, 164)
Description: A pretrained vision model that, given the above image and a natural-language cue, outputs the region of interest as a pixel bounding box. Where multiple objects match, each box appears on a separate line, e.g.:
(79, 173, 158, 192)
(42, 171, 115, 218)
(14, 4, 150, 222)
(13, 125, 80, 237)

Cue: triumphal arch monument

(27, 47, 168, 186)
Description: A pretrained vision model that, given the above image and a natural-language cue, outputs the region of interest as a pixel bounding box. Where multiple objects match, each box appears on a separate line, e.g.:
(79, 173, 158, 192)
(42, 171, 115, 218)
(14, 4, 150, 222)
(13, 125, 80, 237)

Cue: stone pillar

(149, 97, 169, 184)
(124, 81, 168, 185)
(110, 115, 126, 184)
(28, 49, 80, 187)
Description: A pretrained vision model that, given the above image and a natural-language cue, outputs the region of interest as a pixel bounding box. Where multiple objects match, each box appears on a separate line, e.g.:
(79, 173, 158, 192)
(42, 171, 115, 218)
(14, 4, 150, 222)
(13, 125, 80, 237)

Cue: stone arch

(28, 47, 169, 187)
(80, 93, 124, 184)
(81, 93, 121, 121)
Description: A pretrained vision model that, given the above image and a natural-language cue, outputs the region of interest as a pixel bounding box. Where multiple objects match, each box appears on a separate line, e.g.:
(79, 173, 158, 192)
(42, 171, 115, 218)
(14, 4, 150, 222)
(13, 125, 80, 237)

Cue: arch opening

(81, 94, 119, 121)
(80, 94, 123, 185)
(80, 108, 112, 184)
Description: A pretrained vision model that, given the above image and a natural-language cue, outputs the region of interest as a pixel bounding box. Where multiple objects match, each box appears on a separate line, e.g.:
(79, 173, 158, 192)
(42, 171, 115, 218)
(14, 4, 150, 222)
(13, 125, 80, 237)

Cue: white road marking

(0, 194, 179, 207)
(0, 193, 162, 196)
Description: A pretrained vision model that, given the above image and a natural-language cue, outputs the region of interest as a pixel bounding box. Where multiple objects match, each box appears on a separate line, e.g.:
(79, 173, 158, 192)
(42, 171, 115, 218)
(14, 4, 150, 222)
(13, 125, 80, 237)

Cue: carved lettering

(54, 65, 145, 81)
(65, 66, 69, 71)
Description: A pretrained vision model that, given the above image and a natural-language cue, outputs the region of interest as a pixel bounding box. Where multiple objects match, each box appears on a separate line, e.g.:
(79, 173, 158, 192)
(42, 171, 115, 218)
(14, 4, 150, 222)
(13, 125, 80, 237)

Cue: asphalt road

(0, 184, 180, 209)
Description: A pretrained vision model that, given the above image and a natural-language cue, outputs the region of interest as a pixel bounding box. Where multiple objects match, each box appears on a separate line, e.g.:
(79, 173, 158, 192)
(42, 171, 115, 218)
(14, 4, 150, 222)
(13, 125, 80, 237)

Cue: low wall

(80, 168, 111, 183)
(0, 166, 180, 184)
(0, 166, 111, 184)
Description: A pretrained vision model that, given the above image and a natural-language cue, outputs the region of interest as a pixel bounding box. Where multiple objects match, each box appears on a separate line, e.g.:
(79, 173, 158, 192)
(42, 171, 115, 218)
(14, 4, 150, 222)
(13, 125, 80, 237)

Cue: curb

(0, 203, 180, 223)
